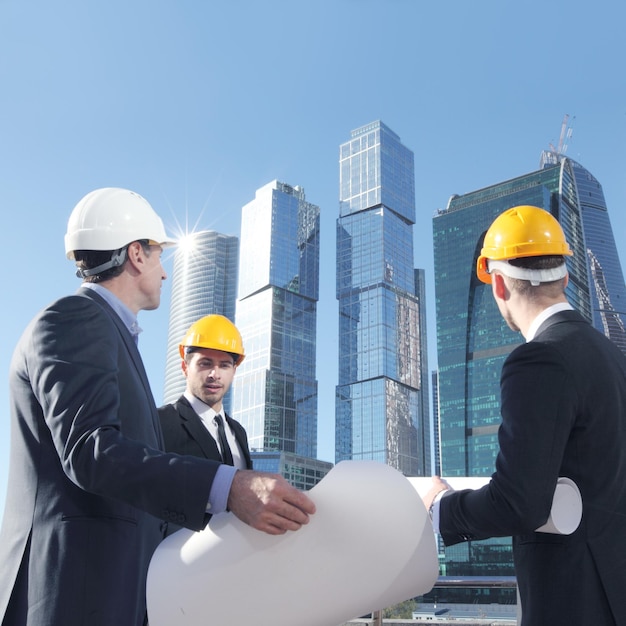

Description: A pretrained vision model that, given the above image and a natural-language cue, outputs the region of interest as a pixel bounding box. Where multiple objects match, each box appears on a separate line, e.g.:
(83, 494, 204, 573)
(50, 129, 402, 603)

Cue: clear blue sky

(1, 0, 625, 512)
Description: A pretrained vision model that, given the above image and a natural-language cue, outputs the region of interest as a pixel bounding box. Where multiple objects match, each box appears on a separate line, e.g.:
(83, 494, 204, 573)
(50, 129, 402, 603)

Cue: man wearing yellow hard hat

(158, 315, 253, 472)
(423, 205, 626, 625)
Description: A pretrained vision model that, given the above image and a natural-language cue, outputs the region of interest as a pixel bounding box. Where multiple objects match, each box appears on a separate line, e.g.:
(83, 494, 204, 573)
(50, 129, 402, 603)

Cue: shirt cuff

(207, 464, 238, 514)
(430, 489, 447, 533)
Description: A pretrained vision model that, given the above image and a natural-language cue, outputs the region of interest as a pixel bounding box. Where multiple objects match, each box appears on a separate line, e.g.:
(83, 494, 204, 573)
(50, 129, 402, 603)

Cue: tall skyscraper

(539, 150, 626, 352)
(335, 120, 431, 477)
(232, 180, 320, 459)
(431, 147, 626, 602)
(431, 370, 441, 476)
(162, 230, 239, 406)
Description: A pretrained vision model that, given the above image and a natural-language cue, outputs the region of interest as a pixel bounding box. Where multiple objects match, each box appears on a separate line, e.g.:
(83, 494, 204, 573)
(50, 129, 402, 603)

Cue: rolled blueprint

(534, 477, 582, 534)
(147, 460, 439, 626)
(410, 476, 582, 535)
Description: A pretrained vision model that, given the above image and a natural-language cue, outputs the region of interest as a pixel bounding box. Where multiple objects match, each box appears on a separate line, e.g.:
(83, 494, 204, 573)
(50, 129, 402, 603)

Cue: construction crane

(541, 114, 575, 168)
(549, 113, 575, 156)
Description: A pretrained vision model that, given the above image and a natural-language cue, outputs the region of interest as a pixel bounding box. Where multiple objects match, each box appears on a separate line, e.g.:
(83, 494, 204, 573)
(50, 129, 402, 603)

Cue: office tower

(232, 180, 320, 459)
(415, 268, 432, 474)
(335, 120, 430, 477)
(431, 148, 626, 603)
(431, 370, 440, 476)
(162, 230, 239, 406)
(251, 451, 333, 491)
(539, 151, 626, 352)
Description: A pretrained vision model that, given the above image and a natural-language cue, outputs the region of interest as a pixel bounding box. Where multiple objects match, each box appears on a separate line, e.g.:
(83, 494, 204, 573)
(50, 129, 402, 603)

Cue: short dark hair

(74, 240, 153, 283)
(183, 347, 238, 365)
(506, 255, 567, 297)
(508, 255, 565, 271)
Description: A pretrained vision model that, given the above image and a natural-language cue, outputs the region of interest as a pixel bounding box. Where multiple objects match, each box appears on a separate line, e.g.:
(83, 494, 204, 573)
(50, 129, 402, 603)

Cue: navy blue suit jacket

(0, 288, 221, 626)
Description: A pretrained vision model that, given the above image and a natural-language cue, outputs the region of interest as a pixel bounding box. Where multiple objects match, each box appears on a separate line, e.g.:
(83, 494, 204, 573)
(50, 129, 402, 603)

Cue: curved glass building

(162, 230, 239, 406)
(540, 152, 626, 351)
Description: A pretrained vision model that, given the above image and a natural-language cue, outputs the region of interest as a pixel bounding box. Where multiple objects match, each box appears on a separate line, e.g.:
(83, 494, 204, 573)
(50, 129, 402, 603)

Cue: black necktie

(214, 415, 234, 466)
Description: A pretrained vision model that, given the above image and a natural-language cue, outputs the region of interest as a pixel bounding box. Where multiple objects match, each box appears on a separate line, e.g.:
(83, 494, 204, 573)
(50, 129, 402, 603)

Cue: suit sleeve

(439, 340, 578, 545)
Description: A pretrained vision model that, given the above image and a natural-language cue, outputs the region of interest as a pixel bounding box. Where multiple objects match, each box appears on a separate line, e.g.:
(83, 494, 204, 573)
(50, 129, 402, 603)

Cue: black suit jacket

(158, 396, 253, 469)
(439, 310, 626, 625)
(0, 288, 220, 626)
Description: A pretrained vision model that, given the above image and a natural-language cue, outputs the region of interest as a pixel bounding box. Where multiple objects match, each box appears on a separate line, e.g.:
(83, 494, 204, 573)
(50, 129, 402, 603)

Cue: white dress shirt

(183, 392, 246, 470)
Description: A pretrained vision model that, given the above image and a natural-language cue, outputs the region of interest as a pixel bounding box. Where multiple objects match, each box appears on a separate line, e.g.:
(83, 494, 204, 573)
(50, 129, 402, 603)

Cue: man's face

(183, 348, 236, 411)
(137, 243, 167, 311)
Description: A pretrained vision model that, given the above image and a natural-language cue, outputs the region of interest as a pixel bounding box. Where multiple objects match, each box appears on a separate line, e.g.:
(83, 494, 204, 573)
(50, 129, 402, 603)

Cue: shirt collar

(525, 302, 574, 342)
(82, 283, 143, 342)
(184, 391, 223, 422)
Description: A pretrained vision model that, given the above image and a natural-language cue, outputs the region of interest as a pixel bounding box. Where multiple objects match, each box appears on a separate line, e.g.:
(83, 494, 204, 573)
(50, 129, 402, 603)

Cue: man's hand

(227, 470, 316, 535)
(422, 475, 452, 511)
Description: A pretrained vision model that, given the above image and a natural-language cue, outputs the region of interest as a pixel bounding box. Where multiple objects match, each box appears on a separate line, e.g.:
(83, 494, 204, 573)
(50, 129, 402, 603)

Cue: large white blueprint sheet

(147, 460, 439, 626)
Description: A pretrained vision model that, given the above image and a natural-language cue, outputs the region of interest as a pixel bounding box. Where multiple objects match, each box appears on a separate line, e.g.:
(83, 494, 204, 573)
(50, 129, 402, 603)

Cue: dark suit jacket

(158, 396, 253, 469)
(0, 288, 221, 626)
(439, 310, 626, 625)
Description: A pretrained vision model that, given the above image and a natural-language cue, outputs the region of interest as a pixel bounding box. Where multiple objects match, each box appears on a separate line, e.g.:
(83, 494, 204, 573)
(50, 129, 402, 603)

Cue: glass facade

(251, 451, 332, 491)
(232, 180, 320, 458)
(162, 230, 239, 407)
(431, 153, 626, 602)
(550, 155, 626, 352)
(336, 121, 431, 476)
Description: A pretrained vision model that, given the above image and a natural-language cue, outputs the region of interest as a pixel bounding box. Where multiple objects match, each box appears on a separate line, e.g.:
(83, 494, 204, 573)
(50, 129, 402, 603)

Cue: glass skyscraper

(335, 120, 431, 477)
(250, 451, 333, 491)
(431, 151, 626, 602)
(162, 230, 239, 406)
(540, 150, 626, 352)
(232, 180, 320, 459)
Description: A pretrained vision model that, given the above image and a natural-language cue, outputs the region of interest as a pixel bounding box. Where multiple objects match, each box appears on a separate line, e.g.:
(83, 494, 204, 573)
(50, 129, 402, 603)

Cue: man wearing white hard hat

(0, 188, 315, 626)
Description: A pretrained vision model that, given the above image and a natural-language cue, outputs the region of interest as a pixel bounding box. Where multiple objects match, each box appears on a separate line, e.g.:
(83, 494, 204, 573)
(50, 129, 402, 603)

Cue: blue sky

(1, 0, 625, 511)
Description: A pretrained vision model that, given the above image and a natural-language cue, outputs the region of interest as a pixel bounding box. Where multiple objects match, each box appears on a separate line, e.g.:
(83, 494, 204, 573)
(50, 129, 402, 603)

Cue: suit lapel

(176, 397, 222, 460)
(226, 414, 252, 468)
(78, 287, 164, 448)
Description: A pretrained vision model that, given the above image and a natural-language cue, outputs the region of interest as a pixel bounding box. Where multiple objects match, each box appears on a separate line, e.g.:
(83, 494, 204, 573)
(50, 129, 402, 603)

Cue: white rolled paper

(409, 476, 583, 535)
(535, 477, 582, 534)
(147, 460, 439, 626)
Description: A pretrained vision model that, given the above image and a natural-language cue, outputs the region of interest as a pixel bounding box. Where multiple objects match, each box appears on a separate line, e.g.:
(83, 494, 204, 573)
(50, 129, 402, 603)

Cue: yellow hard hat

(179, 315, 245, 365)
(476, 205, 573, 284)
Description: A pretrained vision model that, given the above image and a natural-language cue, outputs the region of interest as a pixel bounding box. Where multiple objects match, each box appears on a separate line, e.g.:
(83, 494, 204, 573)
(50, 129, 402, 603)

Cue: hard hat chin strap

(76, 247, 128, 279)
(487, 259, 568, 287)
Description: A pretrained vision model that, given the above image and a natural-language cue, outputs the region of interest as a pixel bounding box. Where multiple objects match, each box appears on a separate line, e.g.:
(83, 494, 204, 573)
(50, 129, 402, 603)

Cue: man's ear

(492, 272, 508, 301)
(125, 241, 146, 272)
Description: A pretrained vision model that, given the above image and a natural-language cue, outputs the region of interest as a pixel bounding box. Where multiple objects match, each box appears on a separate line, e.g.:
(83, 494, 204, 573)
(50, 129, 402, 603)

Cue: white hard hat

(64, 187, 176, 259)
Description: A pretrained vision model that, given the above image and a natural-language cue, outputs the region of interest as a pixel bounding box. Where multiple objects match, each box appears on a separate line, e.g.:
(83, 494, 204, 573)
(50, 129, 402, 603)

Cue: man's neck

(92, 276, 141, 315)
(184, 391, 223, 415)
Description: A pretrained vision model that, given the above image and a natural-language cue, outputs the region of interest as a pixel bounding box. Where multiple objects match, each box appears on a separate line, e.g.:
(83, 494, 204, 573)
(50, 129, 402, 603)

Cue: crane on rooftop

(549, 113, 575, 156)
